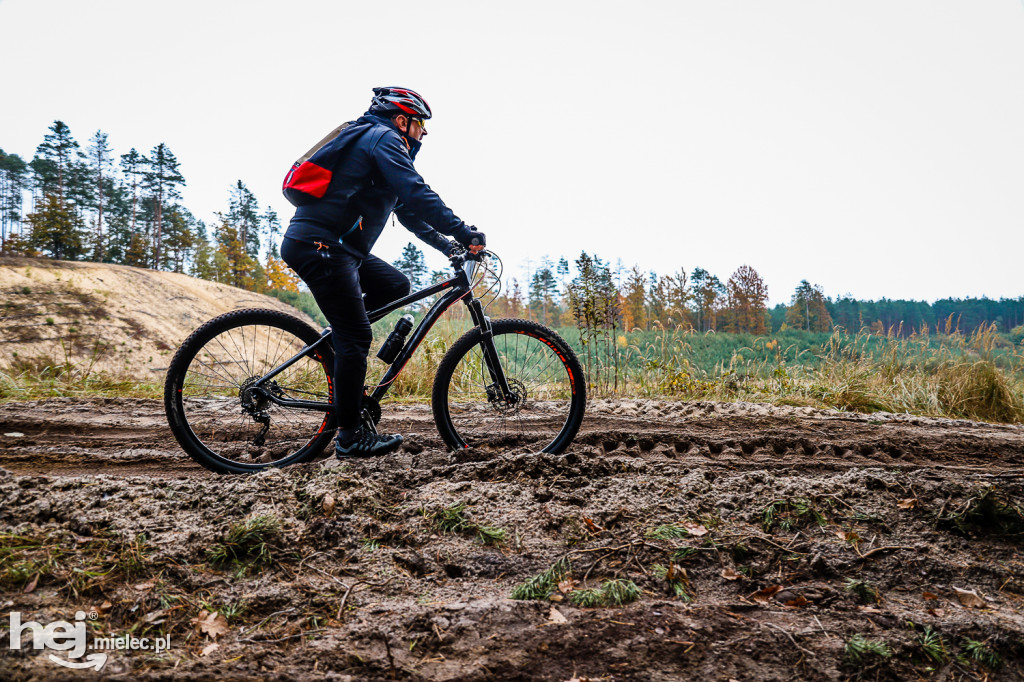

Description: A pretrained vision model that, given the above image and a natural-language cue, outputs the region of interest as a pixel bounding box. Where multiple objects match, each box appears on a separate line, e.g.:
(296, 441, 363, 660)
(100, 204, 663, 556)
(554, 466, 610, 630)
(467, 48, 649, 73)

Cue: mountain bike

(163, 249, 587, 474)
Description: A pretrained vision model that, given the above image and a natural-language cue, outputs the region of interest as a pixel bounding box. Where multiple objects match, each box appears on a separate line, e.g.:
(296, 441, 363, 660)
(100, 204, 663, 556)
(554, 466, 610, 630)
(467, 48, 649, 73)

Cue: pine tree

(529, 265, 558, 325)
(190, 221, 217, 281)
(0, 149, 29, 246)
(25, 193, 85, 260)
(228, 180, 261, 259)
(162, 205, 199, 273)
(262, 206, 282, 258)
(34, 120, 81, 203)
(101, 177, 133, 263)
(119, 148, 146, 257)
(85, 130, 114, 260)
(143, 143, 185, 268)
(786, 280, 832, 332)
(393, 242, 428, 291)
(214, 218, 259, 289)
(691, 267, 725, 331)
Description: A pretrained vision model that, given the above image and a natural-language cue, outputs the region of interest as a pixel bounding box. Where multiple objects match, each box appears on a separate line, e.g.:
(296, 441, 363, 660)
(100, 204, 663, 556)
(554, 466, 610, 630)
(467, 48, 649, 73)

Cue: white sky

(1, 0, 1022, 306)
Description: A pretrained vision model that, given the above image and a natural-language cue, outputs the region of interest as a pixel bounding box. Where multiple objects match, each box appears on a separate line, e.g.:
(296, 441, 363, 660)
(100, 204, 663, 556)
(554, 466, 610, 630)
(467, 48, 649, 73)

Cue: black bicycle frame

(252, 260, 512, 412)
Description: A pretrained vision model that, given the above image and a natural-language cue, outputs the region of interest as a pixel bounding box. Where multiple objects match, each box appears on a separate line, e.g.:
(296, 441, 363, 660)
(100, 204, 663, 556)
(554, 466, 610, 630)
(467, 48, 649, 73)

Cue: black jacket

(284, 113, 473, 258)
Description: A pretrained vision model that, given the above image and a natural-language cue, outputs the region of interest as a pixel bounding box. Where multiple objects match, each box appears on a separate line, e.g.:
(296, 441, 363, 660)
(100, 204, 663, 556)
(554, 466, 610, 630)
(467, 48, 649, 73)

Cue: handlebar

(448, 245, 489, 271)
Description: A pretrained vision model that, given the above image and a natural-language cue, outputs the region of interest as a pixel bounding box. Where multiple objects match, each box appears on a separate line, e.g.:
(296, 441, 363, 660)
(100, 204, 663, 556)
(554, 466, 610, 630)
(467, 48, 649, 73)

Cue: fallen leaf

(784, 595, 809, 608)
(322, 494, 335, 516)
(548, 606, 568, 624)
(548, 594, 563, 603)
(23, 574, 38, 594)
(856, 606, 883, 614)
(201, 642, 220, 657)
(557, 578, 577, 594)
(836, 530, 861, 544)
(954, 587, 985, 608)
(927, 608, 946, 618)
(683, 522, 708, 537)
(897, 498, 918, 509)
(922, 591, 939, 601)
(191, 609, 230, 639)
(134, 580, 156, 591)
(143, 609, 168, 624)
(721, 568, 741, 581)
(582, 517, 603, 533)
(748, 585, 783, 603)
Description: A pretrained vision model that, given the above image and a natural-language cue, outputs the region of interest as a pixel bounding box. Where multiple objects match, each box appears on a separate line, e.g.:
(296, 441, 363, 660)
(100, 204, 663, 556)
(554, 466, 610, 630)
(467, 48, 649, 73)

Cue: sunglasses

(410, 117, 427, 134)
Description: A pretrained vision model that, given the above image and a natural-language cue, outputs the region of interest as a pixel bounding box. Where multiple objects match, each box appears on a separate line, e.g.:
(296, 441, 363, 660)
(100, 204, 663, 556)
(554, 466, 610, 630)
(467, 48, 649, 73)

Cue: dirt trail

(2, 398, 1023, 680)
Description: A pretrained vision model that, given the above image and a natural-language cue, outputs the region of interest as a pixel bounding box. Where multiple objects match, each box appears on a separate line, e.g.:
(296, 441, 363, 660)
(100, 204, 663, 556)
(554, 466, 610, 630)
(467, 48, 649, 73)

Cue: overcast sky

(2, 0, 1022, 305)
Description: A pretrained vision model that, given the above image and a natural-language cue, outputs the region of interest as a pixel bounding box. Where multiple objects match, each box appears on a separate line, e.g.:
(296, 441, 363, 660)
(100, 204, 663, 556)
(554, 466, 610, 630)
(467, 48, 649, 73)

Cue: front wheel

(432, 319, 586, 454)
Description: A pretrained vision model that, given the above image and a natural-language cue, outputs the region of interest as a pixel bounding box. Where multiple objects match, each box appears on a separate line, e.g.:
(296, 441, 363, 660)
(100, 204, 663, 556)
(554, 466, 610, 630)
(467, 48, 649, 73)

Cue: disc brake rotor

(488, 378, 526, 417)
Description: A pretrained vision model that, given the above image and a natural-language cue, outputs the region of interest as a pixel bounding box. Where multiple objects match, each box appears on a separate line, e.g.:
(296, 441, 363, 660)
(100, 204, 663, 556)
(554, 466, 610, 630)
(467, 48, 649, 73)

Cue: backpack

(282, 121, 364, 207)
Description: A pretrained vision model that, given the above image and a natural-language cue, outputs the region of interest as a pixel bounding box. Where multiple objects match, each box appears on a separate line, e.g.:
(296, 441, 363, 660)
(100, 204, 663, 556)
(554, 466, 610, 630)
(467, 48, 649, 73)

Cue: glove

(461, 227, 486, 253)
(442, 240, 459, 256)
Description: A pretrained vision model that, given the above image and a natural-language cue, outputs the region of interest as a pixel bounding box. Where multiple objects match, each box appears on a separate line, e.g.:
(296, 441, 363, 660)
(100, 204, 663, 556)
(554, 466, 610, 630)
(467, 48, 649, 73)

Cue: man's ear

(393, 114, 408, 133)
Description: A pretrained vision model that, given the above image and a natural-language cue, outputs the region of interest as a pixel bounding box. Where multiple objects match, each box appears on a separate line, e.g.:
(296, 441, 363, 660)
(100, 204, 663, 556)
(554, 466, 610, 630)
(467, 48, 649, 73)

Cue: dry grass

(0, 361, 162, 401)
(5, 307, 1022, 425)
(609, 324, 1024, 424)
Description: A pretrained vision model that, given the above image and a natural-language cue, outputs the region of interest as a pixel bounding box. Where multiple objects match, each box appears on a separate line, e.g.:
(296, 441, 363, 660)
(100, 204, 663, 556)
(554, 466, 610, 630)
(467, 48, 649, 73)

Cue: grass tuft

(568, 588, 604, 607)
(843, 577, 879, 604)
(423, 501, 507, 546)
(600, 578, 640, 606)
(959, 638, 1001, 670)
(917, 627, 947, 665)
(510, 557, 572, 601)
(761, 497, 829, 532)
(938, 486, 1024, 538)
(645, 524, 690, 540)
(844, 634, 893, 664)
(652, 563, 693, 601)
(206, 515, 280, 569)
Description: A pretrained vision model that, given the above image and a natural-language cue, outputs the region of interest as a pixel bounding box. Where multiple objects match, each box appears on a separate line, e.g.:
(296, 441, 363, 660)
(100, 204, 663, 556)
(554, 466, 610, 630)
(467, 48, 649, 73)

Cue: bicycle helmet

(369, 86, 432, 119)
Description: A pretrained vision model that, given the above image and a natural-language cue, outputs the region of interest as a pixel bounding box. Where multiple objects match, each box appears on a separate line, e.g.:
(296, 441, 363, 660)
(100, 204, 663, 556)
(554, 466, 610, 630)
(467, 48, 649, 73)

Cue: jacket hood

(359, 113, 422, 159)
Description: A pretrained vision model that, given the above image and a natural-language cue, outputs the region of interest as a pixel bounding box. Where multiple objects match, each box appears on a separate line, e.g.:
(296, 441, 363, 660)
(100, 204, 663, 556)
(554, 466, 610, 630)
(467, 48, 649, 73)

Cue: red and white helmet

(369, 86, 432, 119)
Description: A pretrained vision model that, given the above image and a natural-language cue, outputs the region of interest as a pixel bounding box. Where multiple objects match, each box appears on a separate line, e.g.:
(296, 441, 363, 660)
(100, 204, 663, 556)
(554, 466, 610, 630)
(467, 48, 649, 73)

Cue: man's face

(408, 118, 426, 141)
(396, 115, 426, 141)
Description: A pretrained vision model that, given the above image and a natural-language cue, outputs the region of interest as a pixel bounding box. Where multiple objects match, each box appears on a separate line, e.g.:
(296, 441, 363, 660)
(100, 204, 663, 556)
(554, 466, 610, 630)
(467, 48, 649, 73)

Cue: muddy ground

(1, 398, 1023, 681)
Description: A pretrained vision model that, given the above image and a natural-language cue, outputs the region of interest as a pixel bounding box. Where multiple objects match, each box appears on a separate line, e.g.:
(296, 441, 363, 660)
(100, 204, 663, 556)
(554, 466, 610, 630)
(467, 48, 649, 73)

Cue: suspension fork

(466, 298, 515, 402)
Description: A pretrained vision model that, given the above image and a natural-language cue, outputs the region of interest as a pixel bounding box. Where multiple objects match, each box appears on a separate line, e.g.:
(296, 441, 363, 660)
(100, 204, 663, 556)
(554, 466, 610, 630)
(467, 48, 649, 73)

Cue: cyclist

(281, 86, 485, 458)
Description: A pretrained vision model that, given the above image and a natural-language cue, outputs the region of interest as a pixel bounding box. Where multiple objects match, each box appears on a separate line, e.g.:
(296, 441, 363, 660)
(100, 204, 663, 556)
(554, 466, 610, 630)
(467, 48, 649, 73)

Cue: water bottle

(376, 315, 414, 364)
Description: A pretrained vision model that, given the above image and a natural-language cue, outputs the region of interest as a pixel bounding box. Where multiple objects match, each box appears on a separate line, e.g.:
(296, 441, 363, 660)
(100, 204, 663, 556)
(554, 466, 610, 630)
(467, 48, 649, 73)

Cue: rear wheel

(432, 319, 586, 453)
(164, 308, 336, 474)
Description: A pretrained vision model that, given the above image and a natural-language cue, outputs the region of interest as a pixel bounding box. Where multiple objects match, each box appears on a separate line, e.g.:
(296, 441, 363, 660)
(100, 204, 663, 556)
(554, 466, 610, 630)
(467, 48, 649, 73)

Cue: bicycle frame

(250, 256, 512, 414)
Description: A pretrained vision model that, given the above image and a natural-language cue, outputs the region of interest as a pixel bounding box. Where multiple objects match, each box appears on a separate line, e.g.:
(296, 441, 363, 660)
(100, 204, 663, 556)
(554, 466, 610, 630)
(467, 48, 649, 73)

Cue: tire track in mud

(2, 398, 1022, 480)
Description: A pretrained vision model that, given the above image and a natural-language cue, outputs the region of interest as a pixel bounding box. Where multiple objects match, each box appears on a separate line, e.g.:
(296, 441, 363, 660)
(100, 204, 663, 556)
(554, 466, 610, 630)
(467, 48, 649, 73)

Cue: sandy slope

(0, 257, 315, 377)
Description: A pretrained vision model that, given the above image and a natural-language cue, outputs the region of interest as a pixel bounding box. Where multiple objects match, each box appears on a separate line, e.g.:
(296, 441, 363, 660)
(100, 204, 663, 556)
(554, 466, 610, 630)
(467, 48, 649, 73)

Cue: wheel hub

(239, 376, 273, 413)
(487, 378, 526, 417)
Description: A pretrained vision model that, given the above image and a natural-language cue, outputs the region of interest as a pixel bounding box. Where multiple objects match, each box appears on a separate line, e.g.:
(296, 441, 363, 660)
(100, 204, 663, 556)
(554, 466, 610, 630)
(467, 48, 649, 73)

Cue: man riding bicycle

(281, 86, 486, 459)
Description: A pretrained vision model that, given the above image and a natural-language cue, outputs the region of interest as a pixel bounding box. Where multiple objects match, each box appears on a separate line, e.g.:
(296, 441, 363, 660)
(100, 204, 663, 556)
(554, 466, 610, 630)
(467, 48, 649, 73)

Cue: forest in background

(2, 120, 1024, 344)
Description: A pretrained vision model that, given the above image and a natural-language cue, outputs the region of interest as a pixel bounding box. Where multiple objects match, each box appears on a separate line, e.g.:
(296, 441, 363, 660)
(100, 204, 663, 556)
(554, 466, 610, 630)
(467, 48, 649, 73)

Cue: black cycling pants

(280, 237, 410, 430)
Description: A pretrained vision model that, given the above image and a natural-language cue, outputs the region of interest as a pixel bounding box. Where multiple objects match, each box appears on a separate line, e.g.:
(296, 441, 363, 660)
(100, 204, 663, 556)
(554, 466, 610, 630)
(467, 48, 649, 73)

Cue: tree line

(392, 244, 1024, 340)
(0, 120, 299, 293)
(4, 120, 1021, 340)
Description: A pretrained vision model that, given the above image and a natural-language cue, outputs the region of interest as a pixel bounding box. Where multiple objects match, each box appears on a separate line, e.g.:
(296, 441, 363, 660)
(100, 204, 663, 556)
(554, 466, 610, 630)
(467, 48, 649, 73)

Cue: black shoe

(334, 428, 403, 458)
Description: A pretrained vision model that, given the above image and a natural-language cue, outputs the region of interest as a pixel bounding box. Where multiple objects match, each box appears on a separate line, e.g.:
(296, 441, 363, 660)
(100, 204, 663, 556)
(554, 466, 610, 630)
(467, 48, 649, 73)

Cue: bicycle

(163, 249, 587, 474)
